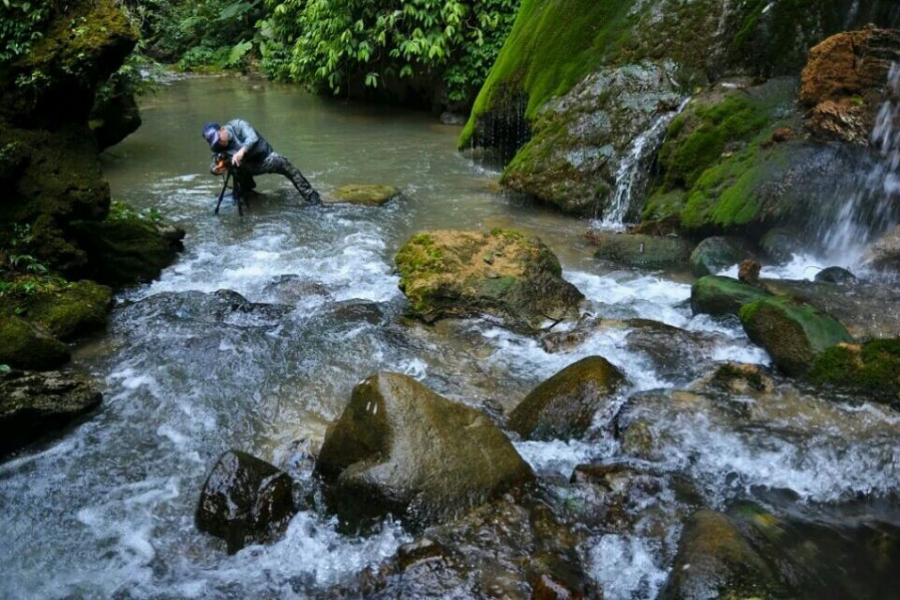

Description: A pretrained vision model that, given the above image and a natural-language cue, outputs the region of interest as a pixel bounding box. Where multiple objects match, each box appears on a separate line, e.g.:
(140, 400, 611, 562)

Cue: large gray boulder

(196, 450, 296, 554)
(508, 356, 625, 441)
(316, 372, 535, 528)
(0, 369, 101, 457)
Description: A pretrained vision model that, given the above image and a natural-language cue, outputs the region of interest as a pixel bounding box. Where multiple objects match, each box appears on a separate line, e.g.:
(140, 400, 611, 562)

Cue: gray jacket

(218, 119, 273, 161)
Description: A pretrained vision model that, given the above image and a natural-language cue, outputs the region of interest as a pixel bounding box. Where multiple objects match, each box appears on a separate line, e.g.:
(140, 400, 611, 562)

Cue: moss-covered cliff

(462, 0, 900, 217)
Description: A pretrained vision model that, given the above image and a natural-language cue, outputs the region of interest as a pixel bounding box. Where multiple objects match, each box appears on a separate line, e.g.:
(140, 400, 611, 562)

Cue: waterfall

(594, 98, 689, 231)
(820, 63, 900, 265)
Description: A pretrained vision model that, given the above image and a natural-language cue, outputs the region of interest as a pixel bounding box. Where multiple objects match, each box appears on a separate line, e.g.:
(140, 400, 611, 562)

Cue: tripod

(213, 168, 250, 216)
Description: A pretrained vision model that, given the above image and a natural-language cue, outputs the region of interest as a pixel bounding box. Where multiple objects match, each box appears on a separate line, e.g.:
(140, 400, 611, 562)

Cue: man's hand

(232, 147, 247, 167)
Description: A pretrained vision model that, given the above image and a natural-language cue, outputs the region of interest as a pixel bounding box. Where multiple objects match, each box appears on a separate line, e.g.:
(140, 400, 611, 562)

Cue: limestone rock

(589, 232, 692, 270)
(0, 317, 70, 371)
(196, 450, 296, 554)
(0, 369, 101, 457)
(328, 184, 401, 207)
(395, 229, 583, 332)
(315, 372, 535, 528)
(862, 224, 900, 272)
(801, 27, 900, 145)
(740, 296, 853, 376)
(509, 357, 625, 441)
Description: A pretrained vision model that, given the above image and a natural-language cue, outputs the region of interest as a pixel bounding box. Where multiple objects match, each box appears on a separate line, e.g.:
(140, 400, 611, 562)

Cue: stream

(2, 76, 900, 599)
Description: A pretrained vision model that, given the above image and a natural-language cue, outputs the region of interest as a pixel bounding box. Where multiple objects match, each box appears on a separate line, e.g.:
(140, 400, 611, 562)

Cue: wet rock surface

(662, 509, 787, 599)
(196, 450, 296, 554)
(690, 275, 771, 317)
(395, 229, 583, 332)
(0, 369, 101, 457)
(509, 356, 625, 441)
(740, 296, 853, 376)
(589, 232, 693, 271)
(689, 236, 753, 277)
(316, 372, 535, 529)
(801, 26, 900, 145)
(327, 184, 401, 206)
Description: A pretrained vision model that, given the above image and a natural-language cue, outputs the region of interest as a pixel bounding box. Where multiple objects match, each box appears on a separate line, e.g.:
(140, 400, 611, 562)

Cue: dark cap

(202, 122, 221, 149)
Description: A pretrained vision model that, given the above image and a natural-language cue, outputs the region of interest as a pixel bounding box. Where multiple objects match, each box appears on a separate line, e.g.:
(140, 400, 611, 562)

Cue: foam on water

(588, 534, 670, 600)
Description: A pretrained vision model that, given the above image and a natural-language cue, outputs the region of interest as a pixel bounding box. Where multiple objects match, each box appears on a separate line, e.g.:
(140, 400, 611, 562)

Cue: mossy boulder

(760, 226, 808, 262)
(69, 214, 185, 286)
(196, 450, 296, 554)
(315, 372, 535, 529)
(0, 369, 102, 457)
(395, 229, 583, 332)
(90, 77, 142, 151)
(690, 275, 772, 317)
(740, 296, 853, 375)
(590, 232, 693, 270)
(662, 510, 788, 599)
(0, 317, 70, 371)
(328, 184, 401, 206)
(808, 340, 900, 406)
(1, 280, 113, 340)
(1, 0, 138, 127)
(689, 236, 754, 277)
(508, 356, 626, 441)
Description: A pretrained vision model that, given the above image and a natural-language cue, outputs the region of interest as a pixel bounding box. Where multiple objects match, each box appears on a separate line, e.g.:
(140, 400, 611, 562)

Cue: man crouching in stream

(202, 120, 321, 204)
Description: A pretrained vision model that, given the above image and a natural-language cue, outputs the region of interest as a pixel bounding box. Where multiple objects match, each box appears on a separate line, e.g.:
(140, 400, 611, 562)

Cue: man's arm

(229, 120, 261, 158)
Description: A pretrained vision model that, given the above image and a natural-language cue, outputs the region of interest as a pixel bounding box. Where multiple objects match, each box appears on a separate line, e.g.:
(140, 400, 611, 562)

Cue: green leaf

(227, 40, 254, 66)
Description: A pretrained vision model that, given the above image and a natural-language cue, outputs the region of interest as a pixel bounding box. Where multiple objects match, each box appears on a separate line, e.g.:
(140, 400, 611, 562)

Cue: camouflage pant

(234, 152, 320, 204)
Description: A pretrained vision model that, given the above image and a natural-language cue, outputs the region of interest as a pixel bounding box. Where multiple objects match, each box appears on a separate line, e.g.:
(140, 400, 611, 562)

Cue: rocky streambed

(3, 75, 900, 600)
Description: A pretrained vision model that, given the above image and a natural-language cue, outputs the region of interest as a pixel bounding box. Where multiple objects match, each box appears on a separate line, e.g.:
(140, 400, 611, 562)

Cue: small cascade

(594, 99, 689, 231)
(820, 63, 900, 264)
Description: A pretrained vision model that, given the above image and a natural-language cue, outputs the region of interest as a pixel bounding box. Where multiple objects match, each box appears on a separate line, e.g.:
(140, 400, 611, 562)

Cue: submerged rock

(196, 450, 296, 554)
(589, 232, 693, 270)
(508, 356, 625, 441)
(740, 296, 853, 376)
(395, 229, 583, 332)
(348, 494, 596, 599)
(315, 372, 534, 529)
(689, 236, 752, 277)
(328, 184, 401, 206)
(690, 275, 772, 317)
(0, 317, 70, 371)
(0, 369, 102, 457)
(1, 280, 113, 340)
(262, 275, 332, 304)
(662, 510, 787, 599)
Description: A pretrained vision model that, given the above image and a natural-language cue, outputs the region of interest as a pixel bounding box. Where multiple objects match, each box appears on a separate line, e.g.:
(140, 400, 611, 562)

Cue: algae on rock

(395, 229, 583, 332)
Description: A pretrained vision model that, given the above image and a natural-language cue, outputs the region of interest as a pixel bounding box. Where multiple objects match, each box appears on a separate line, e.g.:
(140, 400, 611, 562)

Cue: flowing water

(2, 76, 900, 599)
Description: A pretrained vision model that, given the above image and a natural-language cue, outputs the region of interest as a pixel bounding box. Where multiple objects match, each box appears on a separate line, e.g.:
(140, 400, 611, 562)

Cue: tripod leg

(215, 172, 231, 215)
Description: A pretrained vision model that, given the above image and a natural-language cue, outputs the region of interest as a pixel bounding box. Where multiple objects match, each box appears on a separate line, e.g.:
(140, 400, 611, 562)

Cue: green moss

(395, 234, 445, 311)
(459, 0, 634, 147)
(740, 296, 853, 376)
(660, 96, 770, 190)
(15, 280, 112, 340)
(690, 276, 772, 317)
(808, 340, 900, 404)
(645, 80, 799, 233)
(0, 316, 70, 371)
